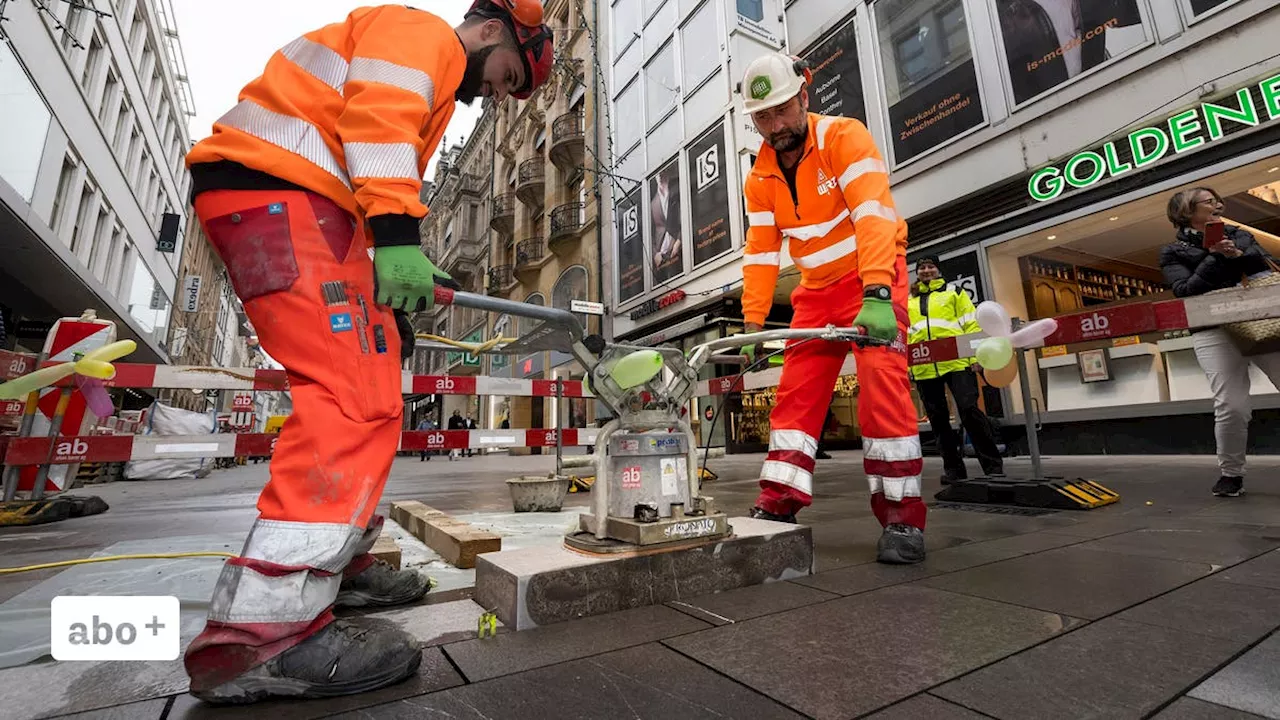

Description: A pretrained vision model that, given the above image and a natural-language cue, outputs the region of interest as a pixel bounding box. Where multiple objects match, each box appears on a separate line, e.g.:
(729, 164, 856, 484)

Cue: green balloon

(975, 336, 1014, 369)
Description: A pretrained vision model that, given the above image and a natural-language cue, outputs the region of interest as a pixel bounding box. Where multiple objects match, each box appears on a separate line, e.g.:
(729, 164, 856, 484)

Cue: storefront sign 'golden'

(1028, 72, 1280, 202)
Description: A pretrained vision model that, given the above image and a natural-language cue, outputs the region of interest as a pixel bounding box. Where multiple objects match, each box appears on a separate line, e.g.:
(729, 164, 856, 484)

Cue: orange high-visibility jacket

(741, 113, 909, 326)
(187, 5, 465, 247)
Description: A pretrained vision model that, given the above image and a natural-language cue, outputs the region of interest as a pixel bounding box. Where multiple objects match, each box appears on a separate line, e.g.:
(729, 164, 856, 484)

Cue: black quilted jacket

(1159, 225, 1274, 298)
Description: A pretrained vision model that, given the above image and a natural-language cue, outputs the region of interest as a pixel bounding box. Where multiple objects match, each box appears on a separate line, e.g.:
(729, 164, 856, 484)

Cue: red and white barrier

(3, 428, 602, 466)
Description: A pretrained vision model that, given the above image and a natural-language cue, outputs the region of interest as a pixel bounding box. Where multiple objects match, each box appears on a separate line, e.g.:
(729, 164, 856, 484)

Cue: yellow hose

(415, 333, 518, 355)
(0, 551, 237, 575)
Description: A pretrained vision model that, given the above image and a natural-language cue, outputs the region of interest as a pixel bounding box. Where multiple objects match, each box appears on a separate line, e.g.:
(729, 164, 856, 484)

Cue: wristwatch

(864, 285, 891, 301)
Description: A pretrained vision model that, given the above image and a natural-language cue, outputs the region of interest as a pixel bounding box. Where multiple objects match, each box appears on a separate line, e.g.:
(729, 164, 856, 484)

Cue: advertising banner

(802, 19, 866, 122)
(687, 123, 733, 267)
(617, 186, 645, 302)
(994, 0, 1144, 106)
(648, 158, 685, 285)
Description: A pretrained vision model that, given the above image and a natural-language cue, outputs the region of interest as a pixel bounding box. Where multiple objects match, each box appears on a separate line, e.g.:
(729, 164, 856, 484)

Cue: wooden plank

(388, 501, 501, 569)
(370, 534, 401, 570)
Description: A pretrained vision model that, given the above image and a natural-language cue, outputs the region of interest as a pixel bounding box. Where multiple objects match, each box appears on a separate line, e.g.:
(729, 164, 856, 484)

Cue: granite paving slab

(1076, 528, 1280, 566)
(1115, 579, 1280, 645)
(1189, 633, 1280, 719)
(664, 584, 1080, 719)
(934, 618, 1242, 720)
(1217, 549, 1280, 591)
(920, 546, 1215, 619)
(1154, 698, 1269, 719)
(442, 604, 709, 683)
(864, 693, 990, 719)
(326, 643, 804, 719)
(667, 580, 838, 625)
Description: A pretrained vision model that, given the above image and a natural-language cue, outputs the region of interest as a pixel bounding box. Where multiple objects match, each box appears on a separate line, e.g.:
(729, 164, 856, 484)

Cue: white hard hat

(740, 52, 813, 114)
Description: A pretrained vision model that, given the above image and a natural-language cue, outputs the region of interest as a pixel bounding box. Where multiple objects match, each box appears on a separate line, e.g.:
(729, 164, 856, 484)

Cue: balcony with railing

(515, 158, 545, 207)
(487, 264, 515, 295)
(489, 193, 516, 235)
(548, 202, 585, 254)
(458, 173, 485, 197)
(515, 236, 545, 276)
(550, 110, 585, 172)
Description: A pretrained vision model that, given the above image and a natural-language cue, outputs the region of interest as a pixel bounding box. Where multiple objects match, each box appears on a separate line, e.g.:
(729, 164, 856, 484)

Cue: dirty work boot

(877, 524, 925, 565)
(192, 618, 421, 704)
(940, 468, 967, 485)
(1212, 476, 1244, 497)
(336, 558, 432, 608)
(749, 506, 797, 523)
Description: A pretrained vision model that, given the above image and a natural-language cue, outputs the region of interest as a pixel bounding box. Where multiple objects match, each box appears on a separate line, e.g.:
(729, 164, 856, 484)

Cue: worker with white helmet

(738, 52, 926, 564)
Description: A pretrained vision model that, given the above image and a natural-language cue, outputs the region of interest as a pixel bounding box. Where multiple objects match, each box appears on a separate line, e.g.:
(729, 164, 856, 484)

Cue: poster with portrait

(687, 123, 733, 267)
(648, 159, 685, 285)
(995, 0, 1145, 106)
(877, 0, 986, 164)
(802, 18, 867, 122)
(616, 186, 645, 302)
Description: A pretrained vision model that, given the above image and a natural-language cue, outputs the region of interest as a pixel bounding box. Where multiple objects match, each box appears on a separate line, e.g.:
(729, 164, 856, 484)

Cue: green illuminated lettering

(1129, 127, 1169, 168)
(1028, 167, 1065, 202)
(1168, 109, 1205, 153)
(1065, 152, 1106, 188)
(1260, 73, 1280, 120)
(1103, 141, 1132, 176)
(1202, 88, 1259, 140)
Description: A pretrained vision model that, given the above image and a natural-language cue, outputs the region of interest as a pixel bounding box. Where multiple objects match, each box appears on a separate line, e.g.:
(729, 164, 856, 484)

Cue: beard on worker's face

(767, 124, 807, 152)
(456, 45, 499, 104)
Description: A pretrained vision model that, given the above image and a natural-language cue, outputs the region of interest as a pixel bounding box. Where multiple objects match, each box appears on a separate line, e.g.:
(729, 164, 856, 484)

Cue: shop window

(802, 17, 867, 122)
(736, 0, 764, 22)
(1181, 0, 1243, 22)
(612, 0, 641, 59)
(0, 42, 53, 202)
(992, 0, 1148, 108)
(644, 42, 677, 129)
(874, 0, 985, 164)
(613, 78, 642, 153)
(681, 2, 718, 92)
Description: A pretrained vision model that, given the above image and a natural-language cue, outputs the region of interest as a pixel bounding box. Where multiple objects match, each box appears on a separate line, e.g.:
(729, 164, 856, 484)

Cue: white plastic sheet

(123, 402, 214, 481)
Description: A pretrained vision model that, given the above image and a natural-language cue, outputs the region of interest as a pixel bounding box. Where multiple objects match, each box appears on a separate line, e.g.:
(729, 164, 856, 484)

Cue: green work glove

(373, 246, 458, 312)
(739, 323, 762, 366)
(853, 291, 898, 343)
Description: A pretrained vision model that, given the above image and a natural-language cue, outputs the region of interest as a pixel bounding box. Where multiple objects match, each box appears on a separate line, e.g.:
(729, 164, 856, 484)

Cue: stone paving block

(47, 698, 170, 719)
(1218, 549, 1280, 591)
(664, 584, 1080, 719)
(388, 500, 445, 537)
(667, 580, 838, 625)
(359, 598, 509, 647)
(1077, 529, 1280, 566)
(475, 517, 811, 629)
(1155, 697, 1269, 719)
(920, 546, 1214, 619)
(389, 501, 501, 569)
(864, 694, 990, 719)
(370, 534, 401, 570)
(1189, 633, 1280, 719)
(165, 646, 463, 720)
(329, 643, 804, 719)
(791, 557, 940, 596)
(1116, 579, 1280, 645)
(934, 618, 1241, 720)
(443, 604, 709, 682)
(0, 655, 189, 719)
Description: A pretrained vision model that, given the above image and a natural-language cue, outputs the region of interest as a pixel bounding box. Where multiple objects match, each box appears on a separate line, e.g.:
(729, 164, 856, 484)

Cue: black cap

(915, 254, 941, 267)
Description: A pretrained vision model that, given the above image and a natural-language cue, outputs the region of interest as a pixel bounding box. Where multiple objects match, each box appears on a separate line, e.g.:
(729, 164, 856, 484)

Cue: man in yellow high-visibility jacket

(908, 256, 1003, 483)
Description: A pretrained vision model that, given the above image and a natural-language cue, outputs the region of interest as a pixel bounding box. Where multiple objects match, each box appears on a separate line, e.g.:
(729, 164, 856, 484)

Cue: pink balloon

(76, 375, 116, 419)
(1009, 318, 1059, 349)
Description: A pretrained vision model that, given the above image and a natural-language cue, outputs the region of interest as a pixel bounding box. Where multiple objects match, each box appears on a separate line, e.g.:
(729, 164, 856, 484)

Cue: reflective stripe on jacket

(907, 279, 979, 381)
(741, 113, 909, 326)
(186, 6, 465, 247)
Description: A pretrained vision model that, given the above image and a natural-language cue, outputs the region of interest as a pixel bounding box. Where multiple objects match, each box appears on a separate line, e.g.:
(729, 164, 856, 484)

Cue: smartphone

(1204, 220, 1225, 249)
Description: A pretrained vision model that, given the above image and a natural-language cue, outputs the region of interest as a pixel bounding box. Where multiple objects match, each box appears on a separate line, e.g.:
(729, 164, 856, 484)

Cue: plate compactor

(425, 287, 884, 554)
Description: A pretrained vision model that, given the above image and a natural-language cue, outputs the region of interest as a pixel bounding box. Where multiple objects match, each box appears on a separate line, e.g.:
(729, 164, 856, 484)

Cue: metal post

(31, 387, 73, 500)
(1014, 345, 1043, 481)
(555, 377, 563, 477)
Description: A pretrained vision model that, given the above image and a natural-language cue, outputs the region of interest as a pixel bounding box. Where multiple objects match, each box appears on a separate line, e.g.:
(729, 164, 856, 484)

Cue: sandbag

(123, 402, 214, 480)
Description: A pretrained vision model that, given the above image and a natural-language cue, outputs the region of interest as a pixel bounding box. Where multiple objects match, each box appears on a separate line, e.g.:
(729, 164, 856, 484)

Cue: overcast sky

(173, 0, 481, 178)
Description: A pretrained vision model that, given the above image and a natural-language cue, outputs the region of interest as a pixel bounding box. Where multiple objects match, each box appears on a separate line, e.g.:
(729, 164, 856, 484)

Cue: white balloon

(1009, 318, 1059, 348)
(976, 301, 1012, 337)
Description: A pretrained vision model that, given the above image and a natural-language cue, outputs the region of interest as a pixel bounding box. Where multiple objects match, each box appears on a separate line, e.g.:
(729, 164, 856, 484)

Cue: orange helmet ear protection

(466, 0, 555, 99)
(791, 56, 814, 87)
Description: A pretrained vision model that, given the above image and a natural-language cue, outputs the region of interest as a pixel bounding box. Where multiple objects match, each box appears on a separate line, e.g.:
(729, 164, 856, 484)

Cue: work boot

(940, 468, 967, 485)
(192, 618, 422, 705)
(1212, 476, 1244, 497)
(815, 450, 832, 460)
(336, 558, 432, 608)
(877, 524, 925, 565)
(749, 506, 797, 523)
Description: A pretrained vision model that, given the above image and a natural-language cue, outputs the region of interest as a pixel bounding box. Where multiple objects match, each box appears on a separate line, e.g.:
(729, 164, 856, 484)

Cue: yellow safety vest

(907, 279, 980, 381)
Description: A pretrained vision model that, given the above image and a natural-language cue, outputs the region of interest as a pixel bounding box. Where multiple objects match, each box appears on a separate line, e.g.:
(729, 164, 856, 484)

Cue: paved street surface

(2, 450, 1279, 719)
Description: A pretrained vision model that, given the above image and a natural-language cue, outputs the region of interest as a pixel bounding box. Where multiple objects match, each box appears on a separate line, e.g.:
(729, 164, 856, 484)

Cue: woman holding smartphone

(1160, 187, 1280, 497)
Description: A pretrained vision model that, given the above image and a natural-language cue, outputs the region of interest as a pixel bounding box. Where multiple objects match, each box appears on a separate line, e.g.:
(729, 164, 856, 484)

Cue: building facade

(417, 0, 602, 440)
(0, 0, 195, 366)
(602, 0, 1280, 453)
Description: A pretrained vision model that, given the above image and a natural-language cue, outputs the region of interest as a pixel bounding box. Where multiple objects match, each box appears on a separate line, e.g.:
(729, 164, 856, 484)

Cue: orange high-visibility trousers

(183, 188, 405, 691)
(755, 256, 926, 529)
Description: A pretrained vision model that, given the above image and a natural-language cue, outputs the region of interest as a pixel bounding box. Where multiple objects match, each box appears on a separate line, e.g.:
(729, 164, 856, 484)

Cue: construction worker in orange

(182, 2, 552, 704)
(738, 52, 926, 565)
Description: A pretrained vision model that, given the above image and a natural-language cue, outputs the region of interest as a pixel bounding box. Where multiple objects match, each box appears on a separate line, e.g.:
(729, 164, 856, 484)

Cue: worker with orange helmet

(181, 1, 552, 704)
(738, 52, 926, 564)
